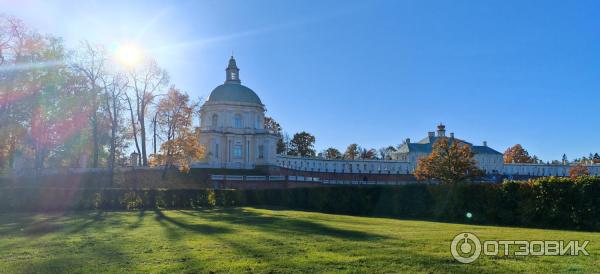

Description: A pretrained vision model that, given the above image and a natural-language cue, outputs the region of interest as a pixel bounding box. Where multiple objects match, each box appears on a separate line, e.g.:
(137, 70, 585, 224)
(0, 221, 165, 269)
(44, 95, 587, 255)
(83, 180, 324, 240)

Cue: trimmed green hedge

(1, 176, 598, 230)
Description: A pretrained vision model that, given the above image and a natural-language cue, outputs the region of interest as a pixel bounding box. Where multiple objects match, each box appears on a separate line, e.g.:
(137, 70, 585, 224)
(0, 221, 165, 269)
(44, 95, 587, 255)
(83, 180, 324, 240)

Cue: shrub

(0, 176, 598, 230)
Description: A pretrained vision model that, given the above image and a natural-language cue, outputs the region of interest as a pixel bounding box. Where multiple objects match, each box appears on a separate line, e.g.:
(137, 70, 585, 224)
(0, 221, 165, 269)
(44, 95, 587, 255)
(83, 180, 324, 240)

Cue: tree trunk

(109, 125, 116, 184)
(91, 110, 99, 168)
(161, 149, 170, 179)
(140, 117, 147, 166)
(161, 123, 174, 179)
(126, 95, 141, 166)
(152, 112, 158, 156)
(89, 81, 100, 168)
(108, 95, 117, 185)
(139, 98, 148, 166)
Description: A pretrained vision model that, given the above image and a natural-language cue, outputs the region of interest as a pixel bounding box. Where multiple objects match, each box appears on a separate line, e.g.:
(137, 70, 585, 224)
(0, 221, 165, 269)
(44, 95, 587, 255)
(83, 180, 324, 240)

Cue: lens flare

(115, 43, 143, 67)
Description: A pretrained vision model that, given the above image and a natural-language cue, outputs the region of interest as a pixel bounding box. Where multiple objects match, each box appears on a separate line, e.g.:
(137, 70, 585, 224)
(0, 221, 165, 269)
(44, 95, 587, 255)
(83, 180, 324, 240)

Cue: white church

(193, 57, 600, 178)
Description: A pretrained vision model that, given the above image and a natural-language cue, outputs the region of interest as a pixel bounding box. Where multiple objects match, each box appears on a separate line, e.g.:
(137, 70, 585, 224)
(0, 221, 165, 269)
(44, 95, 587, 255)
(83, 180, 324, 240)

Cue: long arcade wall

(276, 155, 600, 177)
(276, 155, 412, 175)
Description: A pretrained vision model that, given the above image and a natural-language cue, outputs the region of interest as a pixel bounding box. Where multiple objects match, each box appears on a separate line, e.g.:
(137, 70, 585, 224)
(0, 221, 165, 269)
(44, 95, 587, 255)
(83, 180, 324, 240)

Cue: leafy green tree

(343, 144, 359, 160)
(73, 41, 108, 168)
(0, 16, 33, 172)
(359, 147, 377, 159)
(378, 146, 396, 160)
(288, 131, 315, 157)
(264, 116, 287, 154)
(26, 36, 86, 171)
(0, 16, 105, 172)
(550, 160, 561, 165)
(264, 116, 281, 133)
(323, 147, 342, 159)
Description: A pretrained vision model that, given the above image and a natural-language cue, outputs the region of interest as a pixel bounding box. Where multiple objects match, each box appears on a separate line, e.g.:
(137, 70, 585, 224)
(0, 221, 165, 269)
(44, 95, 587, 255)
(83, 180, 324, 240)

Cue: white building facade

(193, 57, 279, 169)
(392, 124, 504, 174)
(276, 155, 412, 174)
(274, 124, 600, 177)
(192, 57, 600, 177)
(503, 163, 600, 177)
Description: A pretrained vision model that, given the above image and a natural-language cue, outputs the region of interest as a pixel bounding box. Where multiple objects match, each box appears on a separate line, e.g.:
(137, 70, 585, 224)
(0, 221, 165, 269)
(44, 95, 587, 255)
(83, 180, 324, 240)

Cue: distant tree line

(503, 144, 599, 165)
(264, 117, 400, 161)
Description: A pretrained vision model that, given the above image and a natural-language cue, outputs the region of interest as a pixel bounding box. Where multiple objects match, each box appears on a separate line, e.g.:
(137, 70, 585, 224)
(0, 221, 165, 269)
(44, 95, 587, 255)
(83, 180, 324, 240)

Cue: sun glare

(115, 43, 143, 67)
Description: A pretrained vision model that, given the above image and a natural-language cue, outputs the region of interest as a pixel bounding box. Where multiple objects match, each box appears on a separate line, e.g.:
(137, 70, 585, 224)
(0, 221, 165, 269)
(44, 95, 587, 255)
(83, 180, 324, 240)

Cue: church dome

(208, 83, 262, 104)
(207, 56, 262, 105)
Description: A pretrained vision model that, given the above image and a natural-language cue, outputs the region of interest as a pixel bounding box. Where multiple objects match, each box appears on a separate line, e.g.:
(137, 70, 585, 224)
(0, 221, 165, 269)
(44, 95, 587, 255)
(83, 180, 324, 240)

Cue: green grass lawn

(0, 208, 597, 273)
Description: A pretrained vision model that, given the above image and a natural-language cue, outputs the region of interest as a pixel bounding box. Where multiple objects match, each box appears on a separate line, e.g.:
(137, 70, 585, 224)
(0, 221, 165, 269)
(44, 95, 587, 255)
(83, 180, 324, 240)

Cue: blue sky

(3, 0, 600, 161)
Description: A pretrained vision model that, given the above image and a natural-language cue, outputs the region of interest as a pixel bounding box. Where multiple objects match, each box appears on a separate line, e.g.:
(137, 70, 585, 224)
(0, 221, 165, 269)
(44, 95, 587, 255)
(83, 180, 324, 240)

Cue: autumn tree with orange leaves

(414, 138, 484, 184)
(0, 15, 201, 175)
(503, 144, 534, 163)
(151, 87, 204, 177)
(569, 163, 589, 179)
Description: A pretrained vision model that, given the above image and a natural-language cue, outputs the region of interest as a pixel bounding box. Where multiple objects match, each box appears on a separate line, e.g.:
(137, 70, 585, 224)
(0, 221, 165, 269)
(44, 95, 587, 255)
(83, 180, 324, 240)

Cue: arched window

(234, 114, 242, 128)
(211, 114, 218, 128)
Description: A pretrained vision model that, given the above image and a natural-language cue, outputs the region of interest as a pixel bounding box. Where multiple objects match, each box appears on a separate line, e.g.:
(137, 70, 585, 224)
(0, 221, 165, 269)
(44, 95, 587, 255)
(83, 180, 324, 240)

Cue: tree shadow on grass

(24, 221, 64, 236)
(184, 208, 385, 241)
(68, 211, 105, 234)
(128, 210, 146, 229)
(21, 238, 136, 274)
(198, 209, 478, 273)
(52, 211, 126, 235)
(172, 208, 392, 271)
(153, 209, 233, 240)
(0, 212, 136, 273)
(0, 213, 69, 237)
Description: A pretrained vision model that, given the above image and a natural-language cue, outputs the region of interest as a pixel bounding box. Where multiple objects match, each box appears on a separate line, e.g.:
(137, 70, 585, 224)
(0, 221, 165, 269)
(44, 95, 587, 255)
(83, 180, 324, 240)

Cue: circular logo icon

(451, 232, 481, 264)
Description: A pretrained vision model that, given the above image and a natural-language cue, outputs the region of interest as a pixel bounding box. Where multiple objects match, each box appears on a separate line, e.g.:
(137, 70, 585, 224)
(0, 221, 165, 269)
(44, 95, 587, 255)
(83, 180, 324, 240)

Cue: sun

(115, 43, 143, 67)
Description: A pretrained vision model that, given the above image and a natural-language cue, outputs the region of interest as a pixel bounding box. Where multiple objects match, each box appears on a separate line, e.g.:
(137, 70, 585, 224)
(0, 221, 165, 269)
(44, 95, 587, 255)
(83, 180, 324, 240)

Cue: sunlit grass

(0, 208, 597, 273)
